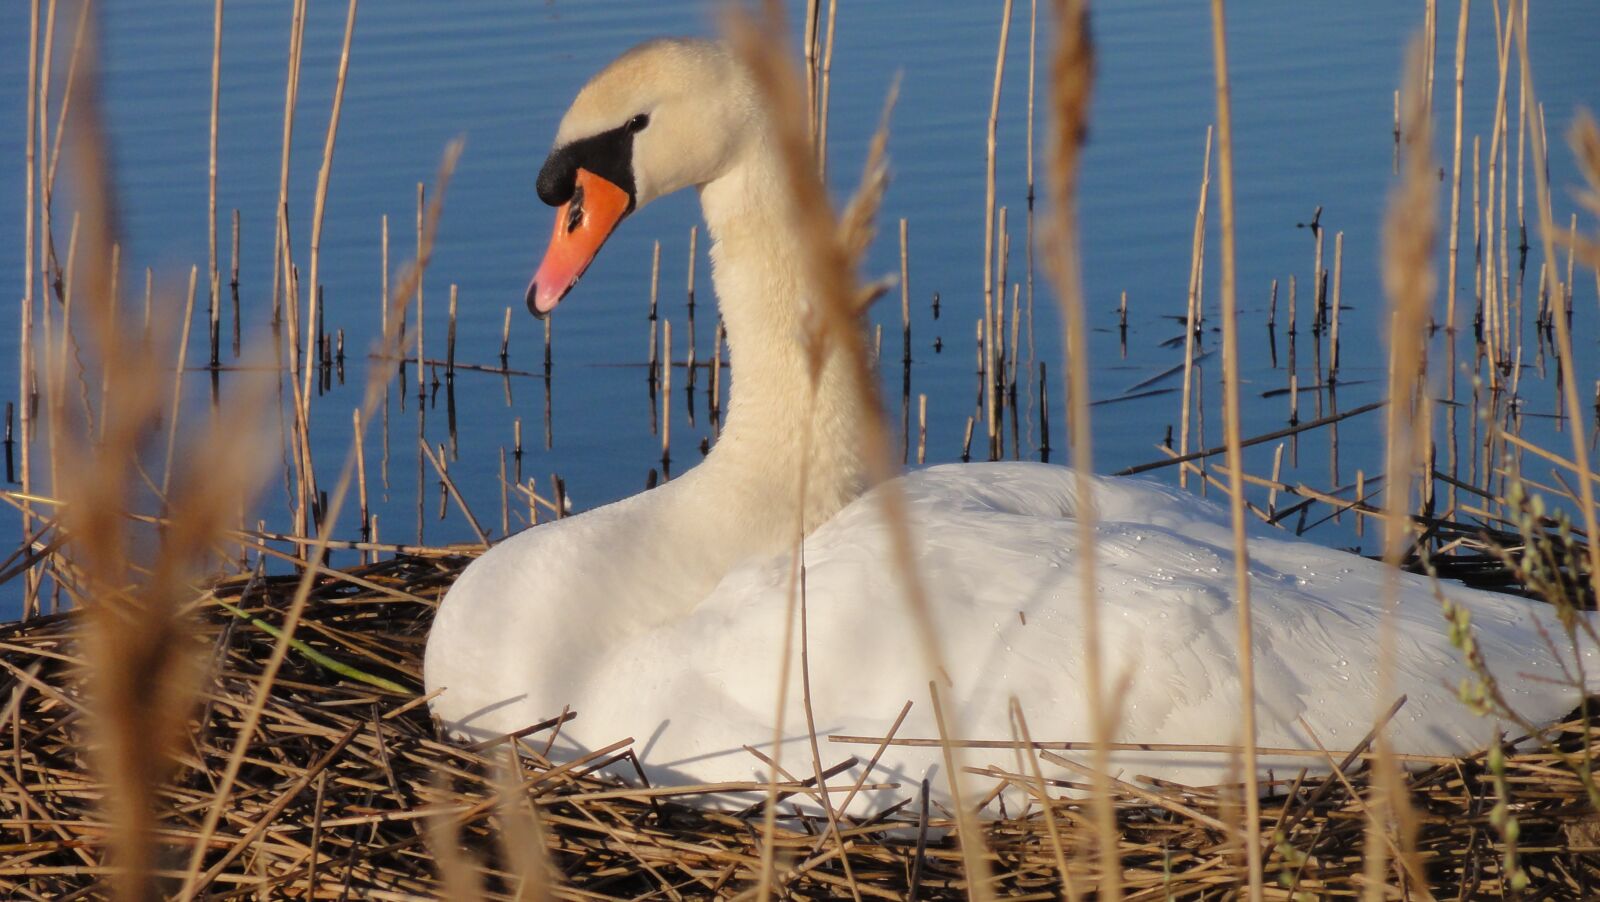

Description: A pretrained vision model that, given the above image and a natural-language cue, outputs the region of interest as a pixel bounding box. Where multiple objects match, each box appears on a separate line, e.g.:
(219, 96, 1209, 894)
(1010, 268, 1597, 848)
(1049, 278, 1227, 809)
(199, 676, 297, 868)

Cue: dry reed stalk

(796, 567, 865, 902)
(498, 447, 509, 535)
(1204, 3, 1263, 896)
(648, 239, 660, 381)
(34, 0, 59, 613)
(1179, 127, 1214, 489)
(899, 219, 910, 366)
(45, 213, 77, 505)
(1007, 703, 1077, 901)
(661, 319, 671, 469)
(804, 0, 820, 140)
(1569, 113, 1600, 272)
(1513, 18, 1600, 607)
(33, 0, 56, 310)
(1426, 0, 1439, 110)
(1472, 132, 1482, 339)
(1009, 283, 1021, 397)
(1369, 38, 1437, 901)
(815, 0, 838, 178)
(1393, 89, 1401, 173)
(490, 754, 556, 902)
(1287, 275, 1299, 438)
(1445, 0, 1468, 340)
(380, 213, 389, 334)
(726, 9, 995, 899)
(177, 138, 463, 898)
(500, 305, 512, 364)
(1515, 2, 1529, 271)
(208, 0, 223, 368)
(272, 0, 307, 325)
(21, 0, 40, 618)
(274, 0, 308, 541)
(687, 224, 698, 315)
(160, 266, 200, 500)
(1311, 209, 1324, 328)
(1039, 0, 1119, 895)
(426, 795, 489, 901)
(421, 439, 487, 547)
(1329, 231, 1343, 380)
(917, 393, 927, 465)
(417, 181, 426, 395)
(999, 214, 1013, 409)
(712, 320, 724, 429)
(1026, 0, 1038, 204)
(900, 218, 912, 461)
(51, 29, 275, 895)
(983, 0, 1013, 458)
(1487, 0, 1514, 375)
(1267, 442, 1284, 514)
(447, 284, 458, 382)
(302, 0, 359, 450)
(355, 408, 368, 556)
(42, 2, 89, 213)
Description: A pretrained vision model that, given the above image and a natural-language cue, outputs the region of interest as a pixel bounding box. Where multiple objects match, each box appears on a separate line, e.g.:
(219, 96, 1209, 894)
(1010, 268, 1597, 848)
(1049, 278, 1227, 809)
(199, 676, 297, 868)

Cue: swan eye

(627, 113, 650, 133)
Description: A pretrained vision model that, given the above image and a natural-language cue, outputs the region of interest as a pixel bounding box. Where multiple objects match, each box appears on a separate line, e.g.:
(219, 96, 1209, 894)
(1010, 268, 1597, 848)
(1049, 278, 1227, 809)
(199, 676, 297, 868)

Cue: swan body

(433, 464, 1593, 808)
(425, 38, 1594, 813)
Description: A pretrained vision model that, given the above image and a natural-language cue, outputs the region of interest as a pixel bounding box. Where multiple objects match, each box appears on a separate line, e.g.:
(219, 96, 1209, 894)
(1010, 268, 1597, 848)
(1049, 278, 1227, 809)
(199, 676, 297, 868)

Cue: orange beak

(526, 168, 632, 317)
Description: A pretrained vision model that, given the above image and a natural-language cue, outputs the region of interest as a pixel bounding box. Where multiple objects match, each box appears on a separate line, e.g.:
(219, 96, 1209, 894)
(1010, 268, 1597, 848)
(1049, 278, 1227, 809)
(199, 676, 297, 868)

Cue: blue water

(1, 1, 1597, 614)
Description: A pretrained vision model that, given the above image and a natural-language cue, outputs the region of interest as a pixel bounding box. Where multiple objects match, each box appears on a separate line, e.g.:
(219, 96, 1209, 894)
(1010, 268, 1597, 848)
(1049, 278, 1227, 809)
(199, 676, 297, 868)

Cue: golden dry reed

(1204, 2, 1264, 896)
(49, 19, 274, 898)
(1039, 0, 1122, 897)
(726, 5, 998, 899)
(1370, 36, 1437, 900)
(178, 140, 464, 899)
(1511, 2, 1600, 606)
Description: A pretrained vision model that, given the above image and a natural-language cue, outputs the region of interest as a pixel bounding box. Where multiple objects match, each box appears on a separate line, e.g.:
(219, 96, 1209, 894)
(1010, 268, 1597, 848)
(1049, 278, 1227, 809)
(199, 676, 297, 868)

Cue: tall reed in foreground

(1511, 2, 1600, 606)
(1038, 0, 1119, 896)
(1569, 112, 1600, 276)
(726, 6, 995, 899)
(47, 22, 274, 898)
(21, 0, 40, 618)
(177, 138, 461, 897)
(1204, 2, 1263, 896)
(1369, 36, 1436, 899)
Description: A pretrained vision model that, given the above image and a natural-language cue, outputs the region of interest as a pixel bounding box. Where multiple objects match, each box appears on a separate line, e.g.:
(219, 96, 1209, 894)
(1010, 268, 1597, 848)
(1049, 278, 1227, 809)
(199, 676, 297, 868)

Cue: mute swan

(425, 38, 1595, 813)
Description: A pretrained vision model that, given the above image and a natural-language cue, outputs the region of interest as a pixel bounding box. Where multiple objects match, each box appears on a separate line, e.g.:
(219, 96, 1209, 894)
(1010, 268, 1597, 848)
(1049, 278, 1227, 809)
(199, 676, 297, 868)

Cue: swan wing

(581, 463, 1594, 806)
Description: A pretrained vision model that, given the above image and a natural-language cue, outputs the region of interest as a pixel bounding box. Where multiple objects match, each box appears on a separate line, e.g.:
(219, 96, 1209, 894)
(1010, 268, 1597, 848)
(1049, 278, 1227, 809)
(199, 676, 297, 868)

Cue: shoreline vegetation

(4, 0, 1600, 897)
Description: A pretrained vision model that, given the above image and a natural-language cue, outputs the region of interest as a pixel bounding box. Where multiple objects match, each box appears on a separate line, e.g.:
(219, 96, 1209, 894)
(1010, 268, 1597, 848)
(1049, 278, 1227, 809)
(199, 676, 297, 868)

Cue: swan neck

(694, 145, 870, 528)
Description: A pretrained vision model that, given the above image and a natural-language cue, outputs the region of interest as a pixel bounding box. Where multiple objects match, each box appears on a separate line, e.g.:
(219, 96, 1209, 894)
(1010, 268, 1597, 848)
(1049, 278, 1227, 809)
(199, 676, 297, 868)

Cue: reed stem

(1205, 2, 1263, 895)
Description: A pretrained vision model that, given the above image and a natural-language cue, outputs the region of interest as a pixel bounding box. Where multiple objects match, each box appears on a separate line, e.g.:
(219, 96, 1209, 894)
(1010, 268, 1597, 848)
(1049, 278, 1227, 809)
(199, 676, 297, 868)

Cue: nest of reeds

(0, 547, 1596, 900)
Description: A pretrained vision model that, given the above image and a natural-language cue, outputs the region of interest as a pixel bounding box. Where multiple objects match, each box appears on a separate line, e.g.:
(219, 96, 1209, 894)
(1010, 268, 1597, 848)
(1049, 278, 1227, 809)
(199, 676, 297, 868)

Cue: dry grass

(0, 555, 1598, 897)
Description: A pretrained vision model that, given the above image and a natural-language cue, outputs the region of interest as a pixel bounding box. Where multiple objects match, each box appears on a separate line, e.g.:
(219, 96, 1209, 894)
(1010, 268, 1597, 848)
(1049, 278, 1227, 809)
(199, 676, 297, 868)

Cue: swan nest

(1, 550, 1597, 899)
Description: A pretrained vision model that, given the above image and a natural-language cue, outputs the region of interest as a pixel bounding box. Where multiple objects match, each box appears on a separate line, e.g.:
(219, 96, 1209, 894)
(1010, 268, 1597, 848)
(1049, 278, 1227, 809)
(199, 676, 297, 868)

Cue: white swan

(425, 38, 1595, 813)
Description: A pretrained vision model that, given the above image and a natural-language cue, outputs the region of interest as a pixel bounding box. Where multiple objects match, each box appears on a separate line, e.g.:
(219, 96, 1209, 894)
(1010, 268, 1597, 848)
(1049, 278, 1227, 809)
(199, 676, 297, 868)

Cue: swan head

(527, 38, 754, 317)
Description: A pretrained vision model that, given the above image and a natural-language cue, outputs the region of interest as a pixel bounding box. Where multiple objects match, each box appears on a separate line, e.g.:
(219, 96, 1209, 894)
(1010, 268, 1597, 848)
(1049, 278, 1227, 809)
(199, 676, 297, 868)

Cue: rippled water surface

(0, 2, 1597, 613)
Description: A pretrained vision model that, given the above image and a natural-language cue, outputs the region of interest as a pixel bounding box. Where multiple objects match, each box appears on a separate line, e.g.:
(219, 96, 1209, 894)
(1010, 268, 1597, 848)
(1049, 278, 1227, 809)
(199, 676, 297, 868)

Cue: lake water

(1, 1, 1598, 614)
